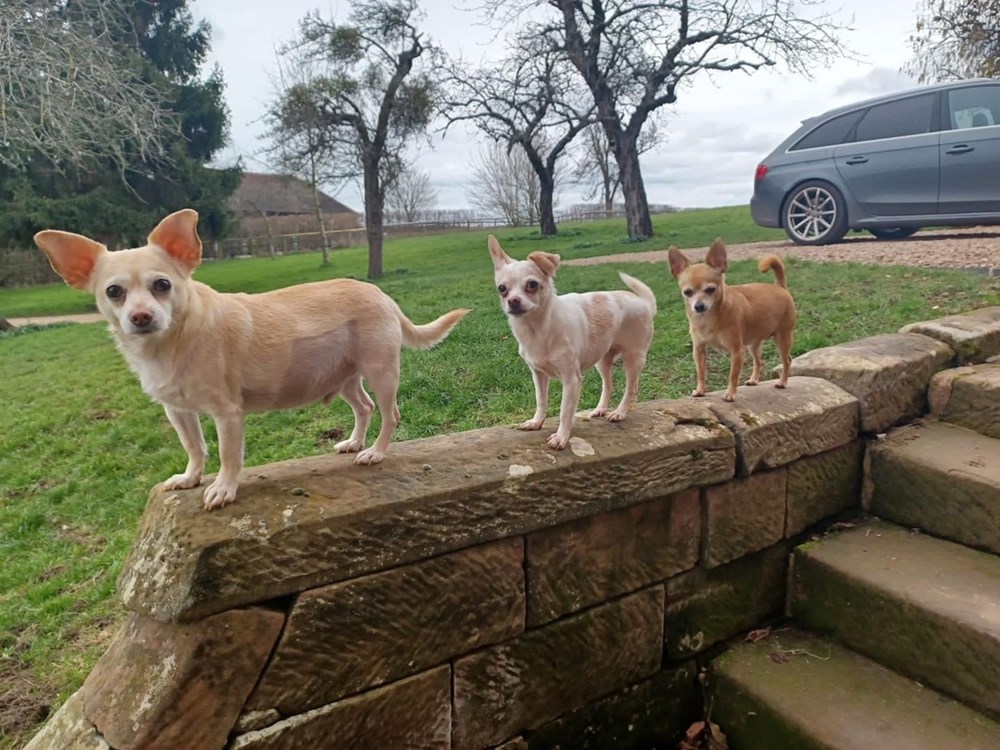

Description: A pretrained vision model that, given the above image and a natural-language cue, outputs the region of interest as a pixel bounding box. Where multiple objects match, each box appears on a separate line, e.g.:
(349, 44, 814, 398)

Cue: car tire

(868, 227, 918, 240)
(782, 181, 849, 246)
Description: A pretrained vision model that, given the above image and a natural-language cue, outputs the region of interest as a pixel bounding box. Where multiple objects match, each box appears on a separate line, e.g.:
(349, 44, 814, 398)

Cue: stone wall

(27, 307, 1000, 750)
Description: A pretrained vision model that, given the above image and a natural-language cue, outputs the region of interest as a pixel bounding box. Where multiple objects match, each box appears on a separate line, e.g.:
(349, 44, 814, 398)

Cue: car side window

(854, 94, 936, 143)
(789, 110, 863, 151)
(947, 85, 1000, 129)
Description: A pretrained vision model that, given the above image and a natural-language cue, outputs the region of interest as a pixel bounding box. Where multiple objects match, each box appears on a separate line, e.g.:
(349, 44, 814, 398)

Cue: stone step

(712, 629, 1000, 750)
(870, 420, 1000, 554)
(790, 519, 1000, 719)
(930, 363, 1000, 439)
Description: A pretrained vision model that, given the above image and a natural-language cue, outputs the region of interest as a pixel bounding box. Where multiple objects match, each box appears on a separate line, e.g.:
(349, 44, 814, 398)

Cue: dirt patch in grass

(0, 662, 56, 744)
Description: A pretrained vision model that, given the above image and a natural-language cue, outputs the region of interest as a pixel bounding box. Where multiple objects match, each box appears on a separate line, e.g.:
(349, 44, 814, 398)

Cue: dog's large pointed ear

(488, 235, 513, 272)
(34, 230, 107, 291)
(666, 245, 689, 279)
(527, 251, 560, 277)
(148, 209, 202, 274)
(705, 237, 728, 273)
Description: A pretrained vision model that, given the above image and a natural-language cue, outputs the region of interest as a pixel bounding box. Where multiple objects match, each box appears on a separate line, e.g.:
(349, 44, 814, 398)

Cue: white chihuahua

(35, 209, 469, 510)
(488, 235, 656, 449)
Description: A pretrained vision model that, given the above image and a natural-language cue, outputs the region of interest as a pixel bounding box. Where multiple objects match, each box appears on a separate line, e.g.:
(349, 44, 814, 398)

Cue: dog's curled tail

(619, 272, 658, 314)
(758, 254, 788, 288)
(398, 307, 471, 349)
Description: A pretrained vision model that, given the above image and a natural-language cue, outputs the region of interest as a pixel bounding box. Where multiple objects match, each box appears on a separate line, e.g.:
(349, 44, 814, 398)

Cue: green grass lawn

(2, 206, 999, 747)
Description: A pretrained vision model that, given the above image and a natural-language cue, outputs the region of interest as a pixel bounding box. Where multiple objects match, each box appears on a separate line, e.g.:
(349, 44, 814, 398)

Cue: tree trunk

(538, 172, 557, 236)
(364, 159, 384, 279)
(311, 184, 330, 266)
(614, 135, 653, 238)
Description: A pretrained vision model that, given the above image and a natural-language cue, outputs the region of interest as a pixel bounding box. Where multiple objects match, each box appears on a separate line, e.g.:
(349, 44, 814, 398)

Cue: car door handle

(844, 156, 868, 165)
(945, 144, 975, 155)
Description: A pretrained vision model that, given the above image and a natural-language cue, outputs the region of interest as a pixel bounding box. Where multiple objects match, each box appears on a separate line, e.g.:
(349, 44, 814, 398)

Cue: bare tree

(385, 166, 437, 223)
(573, 118, 665, 214)
(906, 0, 1000, 81)
(0, 0, 176, 174)
(444, 35, 594, 235)
(482, 0, 847, 239)
(268, 0, 439, 278)
(468, 141, 542, 226)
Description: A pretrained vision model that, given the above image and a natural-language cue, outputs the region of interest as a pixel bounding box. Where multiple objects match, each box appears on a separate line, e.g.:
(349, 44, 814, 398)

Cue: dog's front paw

(335, 438, 365, 454)
(745, 379, 759, 386)
(518, 419, 544, 431)
(691, 389, 706, 398)
(546, 432, 569, 450)
(723, 392, 737, 402)
(354, 448, 385, 465)
(774, 382, 787, 390)
(203, 479, 238, 510)
(163, 472, 202, 491)
(606, 408, 628, 423)
(589, 407, 607, 419)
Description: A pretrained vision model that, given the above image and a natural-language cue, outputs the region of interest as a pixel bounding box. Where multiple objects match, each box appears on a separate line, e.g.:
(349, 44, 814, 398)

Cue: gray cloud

(834, 67, 916, 97)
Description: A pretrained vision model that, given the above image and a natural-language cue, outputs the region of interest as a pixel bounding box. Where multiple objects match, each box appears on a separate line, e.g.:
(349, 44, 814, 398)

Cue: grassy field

(2, 206, 999, 747)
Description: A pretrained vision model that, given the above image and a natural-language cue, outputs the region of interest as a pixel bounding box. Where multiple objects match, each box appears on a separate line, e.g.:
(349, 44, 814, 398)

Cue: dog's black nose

(693, 302, 707, 313)
(508, 297, 523, 314)
(130, 310, 153, 328)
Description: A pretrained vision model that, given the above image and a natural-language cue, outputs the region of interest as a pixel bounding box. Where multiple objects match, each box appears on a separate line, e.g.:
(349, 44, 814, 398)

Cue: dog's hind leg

(335, 376, 375, 454)
(774, 328, 794, 389)
(355, 363, 400, 466)
(746, 342, 763, 385)
(589, 354, 615, 418)
(608, 350, 644, 422)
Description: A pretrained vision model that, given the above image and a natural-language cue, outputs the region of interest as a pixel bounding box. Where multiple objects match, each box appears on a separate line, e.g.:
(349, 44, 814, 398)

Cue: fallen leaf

(745, 627, 771, 643)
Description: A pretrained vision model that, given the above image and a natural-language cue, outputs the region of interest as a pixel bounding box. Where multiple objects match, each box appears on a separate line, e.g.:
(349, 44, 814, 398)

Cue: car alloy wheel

(783, 181, 848, 245)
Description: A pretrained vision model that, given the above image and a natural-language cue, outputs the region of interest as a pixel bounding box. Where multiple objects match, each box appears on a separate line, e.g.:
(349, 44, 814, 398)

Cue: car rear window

(946, 85, 1000, 129)
(789, 111, 864, 151)
(854, 94, 936, 142)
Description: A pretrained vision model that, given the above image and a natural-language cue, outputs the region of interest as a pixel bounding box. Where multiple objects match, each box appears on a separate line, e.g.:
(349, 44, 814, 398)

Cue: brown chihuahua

(668, 238, 797, 402)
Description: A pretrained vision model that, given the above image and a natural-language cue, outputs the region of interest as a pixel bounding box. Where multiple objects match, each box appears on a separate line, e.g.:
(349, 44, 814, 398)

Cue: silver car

(751, 78, 1000, 245)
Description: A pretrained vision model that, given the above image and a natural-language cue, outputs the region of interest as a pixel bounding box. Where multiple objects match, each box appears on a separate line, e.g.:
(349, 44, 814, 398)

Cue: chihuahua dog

(35, 209, 469, 510)
(488, 235, 656, 449)
(668, 238, 796, 402)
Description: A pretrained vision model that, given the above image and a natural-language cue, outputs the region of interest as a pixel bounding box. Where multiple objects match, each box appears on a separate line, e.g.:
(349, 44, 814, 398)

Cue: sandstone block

(452, 587, 664, 750)
(707, 377, 858, 476)
(902, 306, 1000, 363)
(23, 690, 108, 750)
(527, 664, 699, 750)
(118, 400, 734, 622)
(230, 667, 450, 750)
(664, 543, 789, 660)
(248, 539, 525, 714)
(81, 608, 284, 750)
(785, 441, 863, 537)
(705, 469, 787, 567)
(526, 489, 699, 625)
(930, 363, 1000, 439)
(781, 333, 953, 433)
(870, 422, 1000, 554)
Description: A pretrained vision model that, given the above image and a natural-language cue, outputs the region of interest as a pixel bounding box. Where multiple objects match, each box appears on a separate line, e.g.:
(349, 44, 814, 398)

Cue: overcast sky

(194, 0, 922, 212)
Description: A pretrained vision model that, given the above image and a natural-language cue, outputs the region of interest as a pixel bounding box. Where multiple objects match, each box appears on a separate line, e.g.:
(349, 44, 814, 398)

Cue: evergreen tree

(0, 0, 239, 248)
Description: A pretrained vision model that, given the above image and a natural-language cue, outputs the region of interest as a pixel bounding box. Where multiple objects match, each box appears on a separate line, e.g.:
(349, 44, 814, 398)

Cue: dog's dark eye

(683, 288, 694, 298)
(497, 284, 507, 294)
(106, 284, 124, 300)
(526, 280, 539, 291)
(705, 286, 716, 295)
(152, 278, 171, 293)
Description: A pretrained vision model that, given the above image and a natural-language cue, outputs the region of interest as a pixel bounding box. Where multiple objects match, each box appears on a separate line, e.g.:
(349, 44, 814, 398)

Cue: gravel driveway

(564, 227, 1000, 275)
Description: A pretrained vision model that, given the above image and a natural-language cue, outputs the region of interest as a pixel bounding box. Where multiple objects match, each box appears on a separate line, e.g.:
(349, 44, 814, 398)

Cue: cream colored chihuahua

(35, 209, 469, 510)
(668, 238, 796, 402)
(488, 235, 656, 449)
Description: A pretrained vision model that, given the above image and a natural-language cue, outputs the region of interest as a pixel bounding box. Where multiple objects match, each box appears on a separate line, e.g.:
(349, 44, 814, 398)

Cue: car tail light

(755, 164, 768, 181)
